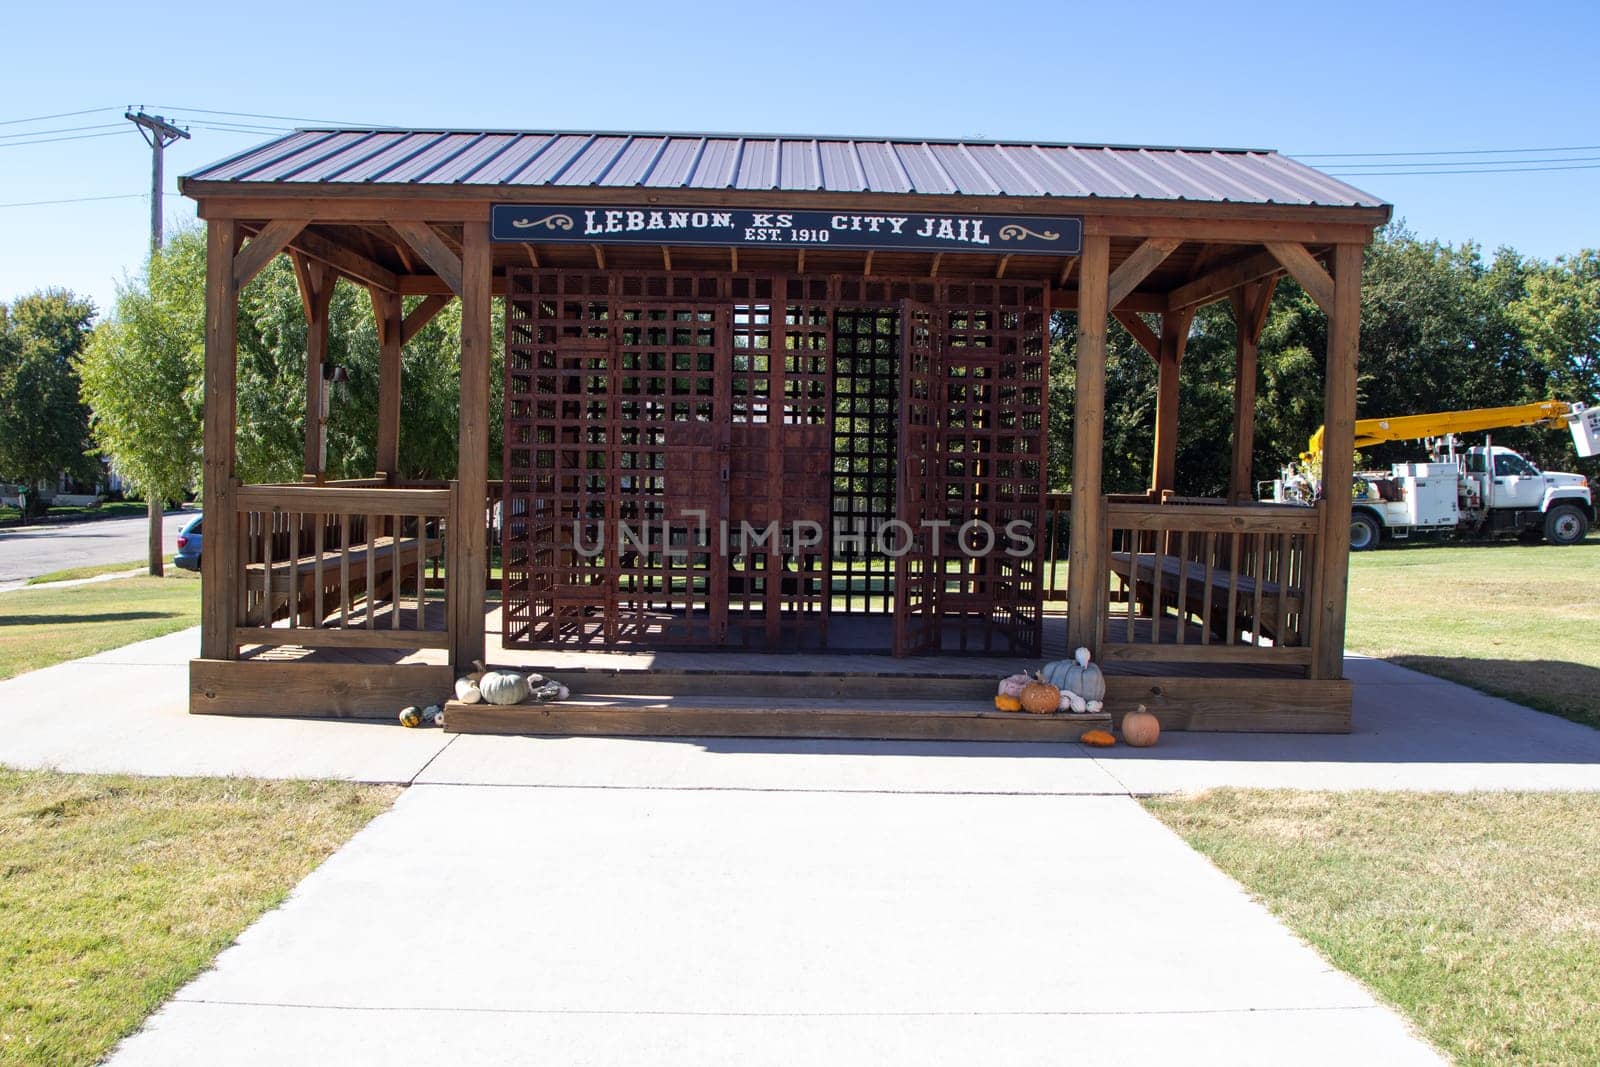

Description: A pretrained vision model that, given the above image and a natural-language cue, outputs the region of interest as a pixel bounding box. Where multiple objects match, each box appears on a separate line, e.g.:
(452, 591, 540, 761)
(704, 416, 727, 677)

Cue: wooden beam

(729, 247, 738, 272)
(453, 220, 492, 669)
(1066, 233, 1111, 655)
(592, 244, 606, 270)
(200, 219, 239, 661)
(1111, 310, 1160, 359)
(374, 290, 404, 479)
(288, 251, 316, 323)
(391, 221, 464, 296)
(1046, 288, 1166, 313)
(524, 243, 539, 268)
(232, 218, 306, 291)
(1228, 280, 1273, 501)
(296, 259, 335, 477)
(1106, 237, 1183, 309)
(661, 246, 672, 270)
(1266, 241, 1335, 316)
(995, 253, 1012, 280)
(1150, 307, 1195, 496)
(1166, 247, 1283, 311)
(401, 294, 452, 345)
(930, 253, 942, 278)
(1312, 244, 1364, 679)
(288, 227, 399, 292)
(1058, 257, 1077, 287)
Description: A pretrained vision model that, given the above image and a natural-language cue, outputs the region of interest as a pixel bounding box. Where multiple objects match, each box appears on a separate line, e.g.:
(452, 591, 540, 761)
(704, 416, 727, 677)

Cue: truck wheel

(1350, 511, 1381, 551)
(1544, 504, 1589, 546)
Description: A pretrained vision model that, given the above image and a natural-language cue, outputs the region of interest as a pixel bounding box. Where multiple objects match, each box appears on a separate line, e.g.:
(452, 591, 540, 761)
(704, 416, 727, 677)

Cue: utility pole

(125, 109, 190, 575)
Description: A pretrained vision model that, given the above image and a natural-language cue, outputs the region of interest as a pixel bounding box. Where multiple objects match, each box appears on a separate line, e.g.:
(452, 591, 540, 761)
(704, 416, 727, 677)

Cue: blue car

(174, 514, 203, 571)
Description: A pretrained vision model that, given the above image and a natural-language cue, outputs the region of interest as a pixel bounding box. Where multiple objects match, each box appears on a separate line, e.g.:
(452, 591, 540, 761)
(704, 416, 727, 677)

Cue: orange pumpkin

(1079, 729, 1116, 747)
(994, 694, 1023, 713)
(1121, 704, 1161, 747)
(1019, 675, 1061, 715)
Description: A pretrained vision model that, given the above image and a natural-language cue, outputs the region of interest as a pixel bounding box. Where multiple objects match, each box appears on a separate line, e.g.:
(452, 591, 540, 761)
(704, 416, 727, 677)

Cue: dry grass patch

(1147, 788, 1600, 1066)
(1346, 537, 1600, 728)
(0, 769, 398, 1065)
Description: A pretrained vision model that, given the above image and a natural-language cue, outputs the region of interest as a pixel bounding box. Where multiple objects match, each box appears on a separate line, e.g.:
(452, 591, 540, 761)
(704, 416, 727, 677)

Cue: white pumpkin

(1057, 690, 1088, 714)
(1044, 647, 1106, 703)
(478, 669, 531, 706)
(997, 673, 1032, 698)
(454, 677, 483, 704)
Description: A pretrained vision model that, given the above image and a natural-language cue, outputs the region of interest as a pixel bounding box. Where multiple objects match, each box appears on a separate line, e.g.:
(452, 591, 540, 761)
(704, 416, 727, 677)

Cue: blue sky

(2, 0, 1595, 314)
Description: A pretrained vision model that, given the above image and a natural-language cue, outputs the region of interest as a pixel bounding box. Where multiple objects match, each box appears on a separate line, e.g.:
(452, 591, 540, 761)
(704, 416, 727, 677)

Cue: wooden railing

(1097, 500, 1320, 664)
(1043, 491, 1155, 607)
(232, 482, 456, 650)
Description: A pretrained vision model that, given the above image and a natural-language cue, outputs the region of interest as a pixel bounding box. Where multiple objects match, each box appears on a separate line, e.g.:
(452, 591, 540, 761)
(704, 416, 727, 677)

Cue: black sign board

(491, 204, 1082, 256)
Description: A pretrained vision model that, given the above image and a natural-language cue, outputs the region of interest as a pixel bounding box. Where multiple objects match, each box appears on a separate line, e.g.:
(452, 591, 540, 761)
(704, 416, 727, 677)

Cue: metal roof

(185, 129, 1385, 209)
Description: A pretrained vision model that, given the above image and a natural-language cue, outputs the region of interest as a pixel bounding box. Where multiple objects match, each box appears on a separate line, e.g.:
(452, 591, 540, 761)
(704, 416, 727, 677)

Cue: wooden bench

(1110, 550, 1304, 644)
(244, 534, 441, 626)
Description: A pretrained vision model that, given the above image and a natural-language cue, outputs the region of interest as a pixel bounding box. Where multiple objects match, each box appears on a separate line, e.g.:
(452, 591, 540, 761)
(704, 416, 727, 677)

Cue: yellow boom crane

(1302, 400, 1577, 465)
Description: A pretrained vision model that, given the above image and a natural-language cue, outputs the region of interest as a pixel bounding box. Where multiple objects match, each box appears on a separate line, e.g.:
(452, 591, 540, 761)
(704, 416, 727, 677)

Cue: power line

(1329, 162, 1600, 177)
(0, 192, 146, 209)
(1298, 144, 1600, 159)
(150, 104, 386, 127)
(0, 129, 133, 149)
(0, 122, 127, 140)
(1322, 154, 1600, 170)
(0, 105, 119, 127)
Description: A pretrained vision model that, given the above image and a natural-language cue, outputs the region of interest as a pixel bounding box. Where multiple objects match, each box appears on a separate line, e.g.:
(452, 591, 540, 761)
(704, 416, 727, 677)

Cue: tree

(78, 232, 206, 573)
(0, 289, 97, 519)
(1510, 250, 1600, 468)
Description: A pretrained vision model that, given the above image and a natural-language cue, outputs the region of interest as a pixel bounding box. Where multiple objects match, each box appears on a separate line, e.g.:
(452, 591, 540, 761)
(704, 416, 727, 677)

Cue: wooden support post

(1228, 280, 1274, 502)
(1149, 308, 1193, 497)
(1312, 244, 1363, 679)
(452, 221, 491, 669)
(200, 219, 239, 661)
(296, 259, 334, 478)
(374, 290, 404, 479)
(1066, 234, 1111, 654)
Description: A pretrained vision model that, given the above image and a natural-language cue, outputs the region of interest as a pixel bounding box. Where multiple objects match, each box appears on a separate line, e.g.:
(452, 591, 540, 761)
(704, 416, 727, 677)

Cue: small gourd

(1080, 728, 1116, 747)
(1057, 689, 1088, 714)
(1121, 704, 1161, 747)
(1019, 674, 1061, 715)
(997, 673, 1031, 699)
(398, 705, 423, 728)
(1045, 647, 1106, 703)
(478, 669, 531, 706)
(454, 677, 483, 704)
(994, 693, 1023, 713)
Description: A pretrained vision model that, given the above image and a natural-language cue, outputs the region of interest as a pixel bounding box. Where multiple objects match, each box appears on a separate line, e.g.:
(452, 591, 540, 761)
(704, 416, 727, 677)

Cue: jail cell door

(893, 299, 941, 657)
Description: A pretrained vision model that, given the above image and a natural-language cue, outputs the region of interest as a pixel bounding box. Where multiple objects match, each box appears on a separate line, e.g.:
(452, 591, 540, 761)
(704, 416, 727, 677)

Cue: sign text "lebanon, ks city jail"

(491, 205, 1083, 255)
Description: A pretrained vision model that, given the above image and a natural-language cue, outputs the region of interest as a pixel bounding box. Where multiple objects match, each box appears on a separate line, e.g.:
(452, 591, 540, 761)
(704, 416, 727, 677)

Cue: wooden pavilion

(180, 129, 1390, 738)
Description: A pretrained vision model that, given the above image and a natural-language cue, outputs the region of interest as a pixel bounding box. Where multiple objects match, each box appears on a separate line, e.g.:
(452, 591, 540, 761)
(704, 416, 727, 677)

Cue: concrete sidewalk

(3, 626, 1598, 792)
(108, 785, 1442, 1066)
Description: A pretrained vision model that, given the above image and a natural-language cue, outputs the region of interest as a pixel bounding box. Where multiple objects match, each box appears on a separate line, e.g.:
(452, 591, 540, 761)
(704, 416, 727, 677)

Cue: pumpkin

(1019, 674, 1061, 715)
(1121, 704, 1160, 747)
(556, 684, 571, 701)
(1079, 728, 1116, 747)
(478, 669, 531, 706)
(398, 705, 422, 728)
(429, 706, 447, 728)
(994, 694, 1023, 713)
(1044, 647, 1106, 703)
(454, 677, 483, 704)
(1058, 689, 1088, 714)
(997, 673, 1031, 699)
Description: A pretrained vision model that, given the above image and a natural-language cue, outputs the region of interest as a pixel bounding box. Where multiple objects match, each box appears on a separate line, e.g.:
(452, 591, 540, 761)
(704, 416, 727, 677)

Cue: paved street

(0, 510, 192, 589)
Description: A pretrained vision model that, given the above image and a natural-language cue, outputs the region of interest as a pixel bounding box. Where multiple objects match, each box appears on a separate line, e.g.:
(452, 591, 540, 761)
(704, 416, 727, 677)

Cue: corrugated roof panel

(516, 134, 598, 184)
(852, 141, 913, 193)
(733, 139, 776, 190)
(779, 139, 821, 190)
(928, 143, 1002, 196)
(240, 131, 370, 182)
(553, 135, 632, 186)
(184, 128, 1386, 209)
(598, 136, 668, 186)
(640, 136, 702, 187)
(283, 131, 406, 182)
(891, 144, 955, 195)
(198, 130, 326, 181)
(381, 133, 486, 183)
(816, 141, 867, 192)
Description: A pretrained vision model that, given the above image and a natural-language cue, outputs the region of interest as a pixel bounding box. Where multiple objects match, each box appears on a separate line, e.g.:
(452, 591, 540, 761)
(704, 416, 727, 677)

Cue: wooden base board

(1104, 676, 1352, 733)
(524, 669, 1000, 701)
(190, 658, 454, 718)
(444, 695, 1113, 742)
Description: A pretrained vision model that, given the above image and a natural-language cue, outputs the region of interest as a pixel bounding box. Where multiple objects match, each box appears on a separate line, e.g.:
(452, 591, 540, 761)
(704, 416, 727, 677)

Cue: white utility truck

(1268, 400, 1598, 550)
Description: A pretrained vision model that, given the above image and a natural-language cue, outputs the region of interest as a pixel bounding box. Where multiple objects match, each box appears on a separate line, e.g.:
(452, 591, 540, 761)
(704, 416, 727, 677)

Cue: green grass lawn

(0, 769, 398, 1065)
(0, 501, 153, 526)
(1147, 789, 1600, 1067)
(0, 572, 201, 680)
(1345, 535, 1600, 728)
(26, 559, 145, 585)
